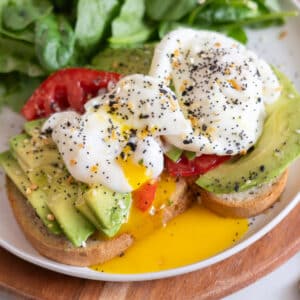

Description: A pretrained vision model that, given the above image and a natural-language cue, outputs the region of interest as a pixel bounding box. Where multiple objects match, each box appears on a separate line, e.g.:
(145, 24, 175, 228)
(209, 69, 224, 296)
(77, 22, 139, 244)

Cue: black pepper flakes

(234, 182, 240, 192)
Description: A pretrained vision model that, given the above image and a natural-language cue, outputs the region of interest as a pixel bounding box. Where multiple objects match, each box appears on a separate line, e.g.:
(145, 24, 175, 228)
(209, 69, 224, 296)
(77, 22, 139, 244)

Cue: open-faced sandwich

(1, 29, 300, 267)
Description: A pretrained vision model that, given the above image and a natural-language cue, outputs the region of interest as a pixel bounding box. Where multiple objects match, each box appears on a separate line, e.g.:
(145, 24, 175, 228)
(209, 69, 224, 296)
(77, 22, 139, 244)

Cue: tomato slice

(132, 181, 158, 212)
(21, 68, 122, 120)
(165, 154, 231, 177)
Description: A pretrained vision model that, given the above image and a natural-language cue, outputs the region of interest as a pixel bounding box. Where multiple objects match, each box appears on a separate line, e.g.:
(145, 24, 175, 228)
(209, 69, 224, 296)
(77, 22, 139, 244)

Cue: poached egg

(42, 74, 190, 193)
(150, 29, 281, 155)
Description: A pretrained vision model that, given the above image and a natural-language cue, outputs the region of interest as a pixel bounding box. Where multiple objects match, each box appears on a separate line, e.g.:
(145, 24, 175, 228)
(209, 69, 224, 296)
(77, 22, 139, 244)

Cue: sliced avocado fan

(1, 119, 133, 245)
(0, 151, 62, 235)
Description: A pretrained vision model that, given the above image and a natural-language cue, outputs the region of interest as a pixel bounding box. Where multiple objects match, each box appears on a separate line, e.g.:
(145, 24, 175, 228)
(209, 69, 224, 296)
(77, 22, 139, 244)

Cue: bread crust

(198, 170, 288, 218)
(6, 176, 191, 267)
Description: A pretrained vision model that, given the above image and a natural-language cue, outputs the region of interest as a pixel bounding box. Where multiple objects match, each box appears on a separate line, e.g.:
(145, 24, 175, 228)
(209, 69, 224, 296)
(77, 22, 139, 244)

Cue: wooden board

(0, 203, 299, 300)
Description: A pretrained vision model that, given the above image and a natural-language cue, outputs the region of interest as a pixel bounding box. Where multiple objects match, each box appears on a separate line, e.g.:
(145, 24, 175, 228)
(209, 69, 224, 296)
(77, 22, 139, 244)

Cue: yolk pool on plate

(91, 174, 248, 274)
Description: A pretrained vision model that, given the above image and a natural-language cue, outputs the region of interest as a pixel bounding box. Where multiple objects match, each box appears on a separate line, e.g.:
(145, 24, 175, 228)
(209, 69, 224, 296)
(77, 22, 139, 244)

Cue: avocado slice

(76, 194, 126, 238)
(0, 151, 62, 234)
(24, 118, 46, 137)
(46, 180, 95, 247)
(165, 147, 196, 162)
(23, 166, 48, 187)
(184, 151, 196, 160)
(7, 131, 95, 245)
(166, 146, 183, 162)
(197, 69, 300, 194)
(92, 44, 155, 75)
(83, 185, 131, 237)
(75, 194, 119, 236)
(76, 195, 101, 228)
(9, 134, 61, 169)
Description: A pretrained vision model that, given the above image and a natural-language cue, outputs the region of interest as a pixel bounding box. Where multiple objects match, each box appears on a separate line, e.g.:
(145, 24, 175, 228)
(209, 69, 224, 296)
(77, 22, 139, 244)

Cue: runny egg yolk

(118, 173, 177, 240)
(117, 152, 150, 190)
(91, 173, 248, 274)
(92, 204, 248, 274)
(152, 172, 177, 209)
(108, 113, 152, 190)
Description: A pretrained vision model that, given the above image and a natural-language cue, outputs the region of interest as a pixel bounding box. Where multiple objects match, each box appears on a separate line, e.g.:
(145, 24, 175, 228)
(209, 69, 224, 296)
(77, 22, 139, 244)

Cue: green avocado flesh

(83, 185, 131, 237)
(166, 146, 183, 162)
(0, 122, 132, 246)
(10, 133, 61, 169)
(75, 195, 103, 230)
(46, 181, 95, 247)
(24, 118, 46, 137)
(0, 151, 61, 235)
(166, 146, 196, 162)
(92, 44, 155, 75)
(197, 69, 300, 194)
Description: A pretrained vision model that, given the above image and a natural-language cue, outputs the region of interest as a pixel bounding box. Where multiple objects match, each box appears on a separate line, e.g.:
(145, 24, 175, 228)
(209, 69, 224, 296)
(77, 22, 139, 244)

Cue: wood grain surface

(0, 203, 299, 300)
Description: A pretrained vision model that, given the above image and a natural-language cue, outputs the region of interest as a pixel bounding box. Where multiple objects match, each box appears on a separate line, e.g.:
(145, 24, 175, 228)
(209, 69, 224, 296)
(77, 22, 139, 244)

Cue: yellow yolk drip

(90, 173, 248, 274)
(117, 156, 150, 190)
(91, 204, 248, 274)
(118, 173, 177, 240)
(152, 172, 177, 209)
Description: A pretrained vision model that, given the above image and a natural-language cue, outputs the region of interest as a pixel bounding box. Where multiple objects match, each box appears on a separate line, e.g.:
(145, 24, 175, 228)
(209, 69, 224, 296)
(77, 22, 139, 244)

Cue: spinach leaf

(212, 10, 297, 30)
(146, 0, 197, 21)
(0, 26, 35, 43)
(226, 26, 248, 44)
(0, 0, 8, 23)
(2, 0, 52, 31)
(256, 0, 280, 12)
(186, 1, 296, 35)
(191, 1, 262, 25)
(0, 73, 42, 112)
(0, 37, 45, 76)
(75, 0, 120, 53)
(109, 0, 152, 47)
(35, 14, 75, 71)
(51, 0, 75, 12)
(158, 21, 187, 39)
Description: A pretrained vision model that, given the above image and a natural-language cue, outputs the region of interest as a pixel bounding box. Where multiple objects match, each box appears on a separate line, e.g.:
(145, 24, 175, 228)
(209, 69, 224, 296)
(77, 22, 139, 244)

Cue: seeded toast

(195, 170, 288, 218)
(6, 176, 191, 267)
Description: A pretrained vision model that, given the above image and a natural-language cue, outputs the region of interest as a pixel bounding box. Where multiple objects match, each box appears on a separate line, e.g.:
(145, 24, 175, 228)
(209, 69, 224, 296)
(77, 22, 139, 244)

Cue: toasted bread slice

(195, 170, 288, 218)
(6, 176, 191, 267)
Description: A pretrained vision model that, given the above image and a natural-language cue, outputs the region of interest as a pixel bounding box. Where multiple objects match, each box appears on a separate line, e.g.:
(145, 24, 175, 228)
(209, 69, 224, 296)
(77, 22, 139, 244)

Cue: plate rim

(0, 190, 299, 282)
(0, 1, 300, 281)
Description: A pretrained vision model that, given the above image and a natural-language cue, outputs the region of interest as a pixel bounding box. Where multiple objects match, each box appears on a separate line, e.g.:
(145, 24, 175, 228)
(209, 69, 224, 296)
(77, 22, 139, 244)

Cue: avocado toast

(194, 69, 300, 217)
(1, 28, 300, 268)
(1, 119, 191, 266)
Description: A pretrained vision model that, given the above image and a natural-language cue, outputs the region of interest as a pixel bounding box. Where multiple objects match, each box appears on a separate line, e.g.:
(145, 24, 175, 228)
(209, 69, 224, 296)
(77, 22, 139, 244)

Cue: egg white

(43, 74, 191, 192)
(150, 29, 281, 155)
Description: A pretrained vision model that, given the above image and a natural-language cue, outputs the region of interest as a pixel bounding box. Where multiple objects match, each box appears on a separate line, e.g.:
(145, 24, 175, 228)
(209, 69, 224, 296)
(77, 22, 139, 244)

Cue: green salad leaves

(35, 14, 75, 71)
(2, 0, 52, 31)
(145, 0, 198, 21)
(0, 0, 297, 112)
(75, 0, 120, 53)
(109, 0, 152, 47)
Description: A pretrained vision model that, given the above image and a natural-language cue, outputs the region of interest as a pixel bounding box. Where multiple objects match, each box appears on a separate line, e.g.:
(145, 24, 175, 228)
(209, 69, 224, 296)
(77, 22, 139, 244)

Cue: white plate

(0, 1, 299, 282)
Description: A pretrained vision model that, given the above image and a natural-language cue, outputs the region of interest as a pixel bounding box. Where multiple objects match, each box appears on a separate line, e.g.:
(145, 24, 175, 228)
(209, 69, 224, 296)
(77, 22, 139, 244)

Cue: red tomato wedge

(21, 68, 122, 120)
(133, 181, 158, 212)
(165, 154, 231, 177)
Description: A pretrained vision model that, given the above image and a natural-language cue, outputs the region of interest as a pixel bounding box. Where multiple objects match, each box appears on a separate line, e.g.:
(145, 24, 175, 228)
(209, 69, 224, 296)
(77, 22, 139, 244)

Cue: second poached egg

(150, 29, 281, 156)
